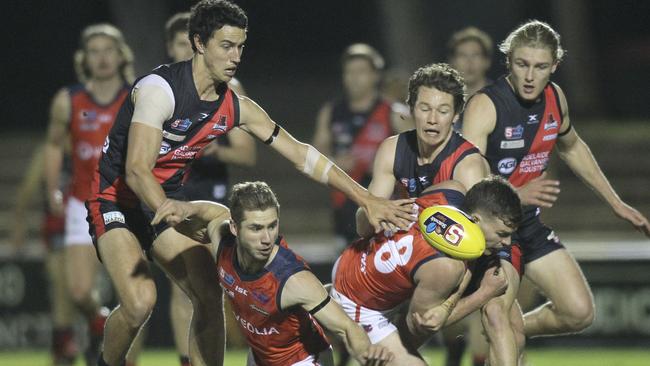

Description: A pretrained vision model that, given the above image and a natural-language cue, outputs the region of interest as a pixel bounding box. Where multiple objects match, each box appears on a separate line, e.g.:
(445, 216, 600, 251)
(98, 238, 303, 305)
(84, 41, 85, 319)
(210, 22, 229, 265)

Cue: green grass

(1, 347, 648, 366)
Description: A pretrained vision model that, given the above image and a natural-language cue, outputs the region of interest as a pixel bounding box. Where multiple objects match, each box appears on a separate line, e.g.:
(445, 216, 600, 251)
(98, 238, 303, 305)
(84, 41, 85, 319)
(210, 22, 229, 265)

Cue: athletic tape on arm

(303, 145, 333, 184)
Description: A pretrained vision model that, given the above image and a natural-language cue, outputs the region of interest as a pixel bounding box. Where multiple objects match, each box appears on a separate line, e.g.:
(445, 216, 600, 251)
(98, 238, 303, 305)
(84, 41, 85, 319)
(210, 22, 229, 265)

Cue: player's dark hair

(499, 20, 565, 66)
(447, 26, 494, 59)
(189, 0, 248, 52)
(407, 63, 466, 114)
(341, 43, 385, 71)
(462, 175, 522, 229)
(165, 12, 190, 44)
(229, 181, 280, 226)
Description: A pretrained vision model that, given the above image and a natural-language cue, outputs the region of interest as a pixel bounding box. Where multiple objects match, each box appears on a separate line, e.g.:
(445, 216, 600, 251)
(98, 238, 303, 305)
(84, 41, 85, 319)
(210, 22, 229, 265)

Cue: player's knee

(482, 299, 509, 332)
(122, 284, 157, 329)
(560, 298, 594, 332)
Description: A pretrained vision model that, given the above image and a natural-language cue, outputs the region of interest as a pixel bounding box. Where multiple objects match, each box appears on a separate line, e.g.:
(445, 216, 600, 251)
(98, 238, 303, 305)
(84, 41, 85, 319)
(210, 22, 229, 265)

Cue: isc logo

(498, 157, 517, 174)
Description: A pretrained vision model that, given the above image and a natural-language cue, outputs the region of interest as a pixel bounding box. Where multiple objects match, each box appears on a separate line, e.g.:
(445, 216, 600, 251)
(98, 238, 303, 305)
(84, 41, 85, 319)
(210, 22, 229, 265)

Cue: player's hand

(151, 199, 195, 227)
(516, 172, 560, 208)
(360, 344, 394, 366)
(363, 195, 415, 234)
(613, 201, 650, 237)
(479, 266, 508, 299)
(411, 305, 450, 333)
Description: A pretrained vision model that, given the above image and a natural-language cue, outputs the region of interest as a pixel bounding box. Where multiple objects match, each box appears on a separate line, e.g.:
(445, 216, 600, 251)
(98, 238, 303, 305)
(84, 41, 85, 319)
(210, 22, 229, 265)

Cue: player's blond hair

(499, 20, 565, 66)
(74, 23, 135, 84)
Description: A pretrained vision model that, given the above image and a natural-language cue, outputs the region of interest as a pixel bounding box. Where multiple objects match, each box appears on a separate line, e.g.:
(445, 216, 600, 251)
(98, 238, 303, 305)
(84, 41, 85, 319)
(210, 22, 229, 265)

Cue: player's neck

(236, 244, 278, 275)
(191, 56, 222, 102)
(85, 76, 123, 105)
(417, 131, 453, 164)
(348, 91, 378, 113)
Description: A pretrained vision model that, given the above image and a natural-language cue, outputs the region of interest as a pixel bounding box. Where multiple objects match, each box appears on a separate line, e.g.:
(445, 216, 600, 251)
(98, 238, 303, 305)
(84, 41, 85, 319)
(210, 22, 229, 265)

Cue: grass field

(1, 348, 649, 366)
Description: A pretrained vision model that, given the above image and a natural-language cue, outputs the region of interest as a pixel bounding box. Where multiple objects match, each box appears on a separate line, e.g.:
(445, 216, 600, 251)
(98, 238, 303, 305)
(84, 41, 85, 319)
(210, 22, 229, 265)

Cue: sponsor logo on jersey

(76, 141, 102, 161)
(505, 125, 524, 140)
(527, 114, 539, 124)
(159, 141, 171, 155)
(544, 114, 558, 130)
(500, 139, 524, 149)
(103, 211, 125, 225)
(249, 304, 270, 317)
(102, 136, 110, 153)
(212, 114, 228, 132)
(498, 157, 517, 174)
(542, 133, 558, 141)
(80, 110, 97, 122)
(418, 176, 428, 184)
(497, 250, 511, 260)
(408, 178, 417, 193)
(219, 267, 235, 287)
(234, 314, 280, 335)
(235, 285, 248, 296)
(171, 118, 192, 131)
(197, 112, 210, 122)
(172, 145, 202, 160)
(517, 151, 550, 174)
(252, 291, 270, 304)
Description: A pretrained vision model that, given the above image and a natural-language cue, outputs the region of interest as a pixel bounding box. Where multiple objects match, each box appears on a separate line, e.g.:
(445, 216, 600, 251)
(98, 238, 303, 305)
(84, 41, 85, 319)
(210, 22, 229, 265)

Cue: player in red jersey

(461, 20, 650, 347)
(333, 177, 523, 365)
(43, 23, 134, 366)
(313, 43, 412, 244)
(86, 2, 412, 366)
(163, 12, 255, 366)
(154, 181, 393, 366)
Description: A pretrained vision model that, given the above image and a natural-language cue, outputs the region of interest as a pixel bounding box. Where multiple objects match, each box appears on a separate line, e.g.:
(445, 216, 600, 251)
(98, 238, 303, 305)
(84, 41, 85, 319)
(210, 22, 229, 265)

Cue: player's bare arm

(554, 85, 650, 236)
(281, 271, 393, 366)
(441, 265, 508, 327)
(355, 136, 414, 237)
(402, 257, 466, 348)
(152, 200, 230, 242)
(460, 93, 497, 154)
(452, 153, 490, 190)
(124, 122, 168, 210)
(43, 89, 71, 216)
(237, 96, 414, 232)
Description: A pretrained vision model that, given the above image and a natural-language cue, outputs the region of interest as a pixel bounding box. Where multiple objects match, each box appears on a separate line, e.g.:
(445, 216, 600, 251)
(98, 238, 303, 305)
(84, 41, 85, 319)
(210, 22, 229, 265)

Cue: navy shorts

(85, 191, 184, 261)
(513, 207, 564, 264)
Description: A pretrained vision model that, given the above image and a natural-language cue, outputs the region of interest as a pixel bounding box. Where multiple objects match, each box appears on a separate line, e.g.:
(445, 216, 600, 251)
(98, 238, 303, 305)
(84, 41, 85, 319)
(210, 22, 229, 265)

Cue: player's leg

(170, 282, 192, 366)
(152, 228, 225, 366)
(97, 228, 157, 366)
(377, 331, 427, 366)
(522, 248, 594, 336)
(441, 317, 468, 366)
(63, 197, 107, 365)
(481, 260, 521, 366)
(509, 301, 526, 365)
(47, 249, 78, 365)
(466, 311, 488, 366)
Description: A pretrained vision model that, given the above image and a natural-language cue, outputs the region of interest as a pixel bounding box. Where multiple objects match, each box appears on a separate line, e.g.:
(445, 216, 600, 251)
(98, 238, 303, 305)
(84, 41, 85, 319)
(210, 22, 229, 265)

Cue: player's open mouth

(225, 67, 237, 76)
(523, 84, 535, 94)
(424, 129, 440, 137)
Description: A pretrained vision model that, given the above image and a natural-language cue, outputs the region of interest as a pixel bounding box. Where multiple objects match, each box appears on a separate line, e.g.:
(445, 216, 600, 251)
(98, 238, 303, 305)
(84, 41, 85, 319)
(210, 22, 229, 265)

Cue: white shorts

(246, 347, 334, 366)
(64, 197, 93, 246)
(330, 287, 399, 344)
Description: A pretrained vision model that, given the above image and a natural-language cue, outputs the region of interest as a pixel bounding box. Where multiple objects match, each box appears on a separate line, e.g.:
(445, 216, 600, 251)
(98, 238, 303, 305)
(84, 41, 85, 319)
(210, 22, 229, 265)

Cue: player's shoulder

(266, 239, 309, 280)
(549, 81, 569, 112)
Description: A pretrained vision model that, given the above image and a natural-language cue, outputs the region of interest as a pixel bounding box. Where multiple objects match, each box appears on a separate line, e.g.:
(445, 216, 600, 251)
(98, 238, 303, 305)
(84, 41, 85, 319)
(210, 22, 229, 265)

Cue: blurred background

(1, 0, 649, 364)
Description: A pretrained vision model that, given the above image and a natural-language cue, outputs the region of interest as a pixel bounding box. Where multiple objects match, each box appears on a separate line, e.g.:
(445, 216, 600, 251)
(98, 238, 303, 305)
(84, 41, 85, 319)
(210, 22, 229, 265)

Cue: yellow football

(418, 205, 486, 260)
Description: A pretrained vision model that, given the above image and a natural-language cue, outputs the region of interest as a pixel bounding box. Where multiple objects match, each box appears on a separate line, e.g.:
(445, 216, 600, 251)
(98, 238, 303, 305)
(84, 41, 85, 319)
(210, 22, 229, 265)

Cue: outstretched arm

(553, 85, 650, 236)
(43, 89, 70, 217)
(282, 270, 393, 365)
(238, 97, 414, 233)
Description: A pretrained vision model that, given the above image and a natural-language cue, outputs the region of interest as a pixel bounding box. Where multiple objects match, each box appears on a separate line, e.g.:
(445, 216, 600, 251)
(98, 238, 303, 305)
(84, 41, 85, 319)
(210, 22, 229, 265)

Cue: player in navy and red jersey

(42, 23, 134, 366)
(445, 26, 495, 366)
(312, 43, 412, 244)
(355, 63, 488, 238)
(162, 13, 256, 366)
(333, 177, 523, 366)
(86, 2, 412, 366)
(461, 19, 650, 353)
(153, 181, 393, 366)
